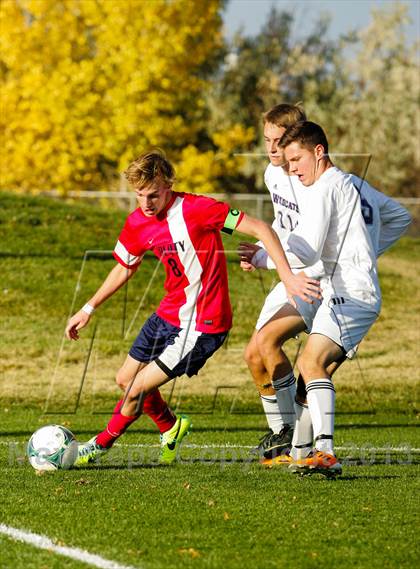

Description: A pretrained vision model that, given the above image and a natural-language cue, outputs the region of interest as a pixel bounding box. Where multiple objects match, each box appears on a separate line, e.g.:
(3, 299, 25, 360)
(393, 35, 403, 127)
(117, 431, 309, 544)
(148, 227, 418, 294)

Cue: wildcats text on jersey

(271, 191, 300, 213)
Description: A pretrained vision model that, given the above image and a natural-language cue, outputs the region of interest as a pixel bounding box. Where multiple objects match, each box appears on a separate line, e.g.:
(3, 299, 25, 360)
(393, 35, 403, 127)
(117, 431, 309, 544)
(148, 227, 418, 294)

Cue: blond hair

(124, 149, 175, 189)
(263, 103, 307, 129)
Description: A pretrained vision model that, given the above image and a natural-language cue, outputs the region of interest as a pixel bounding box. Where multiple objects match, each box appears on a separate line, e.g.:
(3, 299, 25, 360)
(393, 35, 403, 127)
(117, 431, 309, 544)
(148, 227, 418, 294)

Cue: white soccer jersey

(253, 163, 324, 274)
(349, 175, 411, 256)
(254, 164, 410, 272)
(286, 167, 381, 308)
(264, 162, 303, 244)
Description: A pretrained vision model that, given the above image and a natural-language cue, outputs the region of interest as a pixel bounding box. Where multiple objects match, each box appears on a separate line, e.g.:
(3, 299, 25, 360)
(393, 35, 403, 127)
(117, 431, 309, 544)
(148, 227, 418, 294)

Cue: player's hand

(283, 271, 322, 307)
(237, 242, 261, 266)
(65, 310, 91, 341)
(240, 260, 256, 272)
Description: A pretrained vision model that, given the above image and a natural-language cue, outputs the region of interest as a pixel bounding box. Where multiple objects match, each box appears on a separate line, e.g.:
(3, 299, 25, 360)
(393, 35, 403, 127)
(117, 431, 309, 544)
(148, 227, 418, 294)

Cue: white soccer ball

(27, 425, 78, 471)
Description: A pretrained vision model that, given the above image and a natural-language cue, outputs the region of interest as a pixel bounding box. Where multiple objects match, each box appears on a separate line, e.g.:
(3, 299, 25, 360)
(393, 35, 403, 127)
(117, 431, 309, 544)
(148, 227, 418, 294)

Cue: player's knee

(244, 341, 263, 369)
(256, 327, 285, 358)
(115, 368, 131, 391)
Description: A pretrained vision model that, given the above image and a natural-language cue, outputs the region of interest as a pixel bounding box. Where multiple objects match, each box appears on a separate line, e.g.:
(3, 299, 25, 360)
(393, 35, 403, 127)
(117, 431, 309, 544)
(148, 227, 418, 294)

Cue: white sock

(260, 394, 283, 433)
(290, 400, 313, 460)
(306, 378, 335, 454)
(272, 371, 296, 429)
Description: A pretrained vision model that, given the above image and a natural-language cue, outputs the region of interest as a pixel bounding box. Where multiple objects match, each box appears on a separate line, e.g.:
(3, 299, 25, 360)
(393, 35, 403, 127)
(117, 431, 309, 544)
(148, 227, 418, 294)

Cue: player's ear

(314, 144, 325, 160)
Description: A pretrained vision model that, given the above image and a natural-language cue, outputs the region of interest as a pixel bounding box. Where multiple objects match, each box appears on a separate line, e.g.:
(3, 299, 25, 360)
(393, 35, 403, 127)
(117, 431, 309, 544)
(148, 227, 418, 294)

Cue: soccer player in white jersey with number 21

(240, 105, 321, 461)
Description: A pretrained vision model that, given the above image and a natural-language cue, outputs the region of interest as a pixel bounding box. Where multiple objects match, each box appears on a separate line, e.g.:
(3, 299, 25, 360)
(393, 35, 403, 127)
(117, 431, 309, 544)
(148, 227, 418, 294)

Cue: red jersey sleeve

(185, 194, 244, 232)
(113, 215, 145, 269)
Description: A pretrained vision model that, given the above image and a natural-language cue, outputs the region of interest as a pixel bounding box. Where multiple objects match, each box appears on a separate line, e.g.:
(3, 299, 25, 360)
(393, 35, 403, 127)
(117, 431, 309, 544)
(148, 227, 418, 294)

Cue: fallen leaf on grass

(178, 548, 201, 558)
(75, 478, 90, 486)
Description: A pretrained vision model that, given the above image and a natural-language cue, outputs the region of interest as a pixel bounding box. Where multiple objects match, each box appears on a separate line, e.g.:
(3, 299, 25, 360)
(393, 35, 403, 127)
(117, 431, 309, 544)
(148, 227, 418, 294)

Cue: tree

(0, 0, 246, 194)
(310, 3, 419, 197)
(209, 3, 418, 197)
(207, 7, 339, 191)
(2, 2, 417, 198)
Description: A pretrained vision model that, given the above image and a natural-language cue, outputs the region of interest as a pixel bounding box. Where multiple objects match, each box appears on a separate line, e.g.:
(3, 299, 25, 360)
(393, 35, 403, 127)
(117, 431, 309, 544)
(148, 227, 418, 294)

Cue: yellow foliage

(176, 146, 220, 194)
(0, 0, 224, 193)
(212, 124, 255, 174)
(176, 125, 255, 194)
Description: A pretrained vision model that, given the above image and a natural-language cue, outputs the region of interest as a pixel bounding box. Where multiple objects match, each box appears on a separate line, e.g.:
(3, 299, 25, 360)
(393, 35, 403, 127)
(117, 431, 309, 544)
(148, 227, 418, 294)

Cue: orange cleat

(260, 452, 293, 468)
(288, 450, 342, 477)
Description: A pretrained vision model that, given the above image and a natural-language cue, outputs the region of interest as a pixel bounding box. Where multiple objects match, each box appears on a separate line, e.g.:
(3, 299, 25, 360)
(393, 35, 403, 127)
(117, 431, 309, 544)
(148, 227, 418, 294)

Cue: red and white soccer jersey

(113, 193, 243, 334)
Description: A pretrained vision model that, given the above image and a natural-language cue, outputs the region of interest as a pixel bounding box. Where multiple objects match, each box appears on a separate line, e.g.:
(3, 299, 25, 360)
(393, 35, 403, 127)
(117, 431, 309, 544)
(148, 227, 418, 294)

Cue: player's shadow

(293, 473, 404, 482)
(77, 463, 168, 470)
(340, 459, 419, 466)
(75, 458, 257, 469)
(329, 474, 406, 481)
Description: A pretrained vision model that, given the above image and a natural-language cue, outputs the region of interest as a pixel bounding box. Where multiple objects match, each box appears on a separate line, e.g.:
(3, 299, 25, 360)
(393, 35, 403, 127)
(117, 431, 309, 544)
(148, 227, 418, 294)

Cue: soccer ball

(27, 425, 78, 471)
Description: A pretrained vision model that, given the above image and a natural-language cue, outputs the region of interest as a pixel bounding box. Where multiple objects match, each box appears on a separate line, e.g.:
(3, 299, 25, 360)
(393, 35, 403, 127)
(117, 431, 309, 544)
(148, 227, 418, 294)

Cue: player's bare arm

(235, 214, 321, 305)
(65, 263, 138, 341)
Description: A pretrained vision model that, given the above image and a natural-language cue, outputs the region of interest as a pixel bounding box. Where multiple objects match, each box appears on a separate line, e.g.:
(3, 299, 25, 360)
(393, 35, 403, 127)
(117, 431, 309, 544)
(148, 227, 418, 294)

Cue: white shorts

(310, 297, 379, 359)
(255, 281, 321, 332)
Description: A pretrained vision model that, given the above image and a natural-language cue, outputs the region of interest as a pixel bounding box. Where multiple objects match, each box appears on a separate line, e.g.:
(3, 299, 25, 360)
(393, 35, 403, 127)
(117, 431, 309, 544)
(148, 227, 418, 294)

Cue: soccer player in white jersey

(277, 121, 384, 475)
(240, 104, 324, 460)
(249, 172, 411, 465)
(239, 105, 411, 465)
(65, 149, 320, 466)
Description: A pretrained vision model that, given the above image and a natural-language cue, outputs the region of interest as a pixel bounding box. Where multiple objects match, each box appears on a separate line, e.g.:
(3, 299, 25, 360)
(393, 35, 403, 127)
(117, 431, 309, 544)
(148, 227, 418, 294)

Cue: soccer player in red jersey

(65, 149, 320, 466)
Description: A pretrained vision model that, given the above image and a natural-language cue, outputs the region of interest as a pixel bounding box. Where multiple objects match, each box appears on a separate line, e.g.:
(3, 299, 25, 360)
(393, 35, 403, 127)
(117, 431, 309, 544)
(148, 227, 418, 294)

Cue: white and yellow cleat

(74, 436, 109, 467)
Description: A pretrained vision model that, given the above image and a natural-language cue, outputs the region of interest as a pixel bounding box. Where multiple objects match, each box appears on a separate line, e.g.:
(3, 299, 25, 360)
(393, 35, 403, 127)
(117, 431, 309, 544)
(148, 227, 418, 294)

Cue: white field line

(0, 524, 137, 569)
(1, 441, 419, 453)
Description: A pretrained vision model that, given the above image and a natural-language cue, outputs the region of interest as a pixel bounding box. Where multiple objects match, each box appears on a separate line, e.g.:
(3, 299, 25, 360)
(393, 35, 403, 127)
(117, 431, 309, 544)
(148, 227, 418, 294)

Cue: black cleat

(257, 425, 294, 459)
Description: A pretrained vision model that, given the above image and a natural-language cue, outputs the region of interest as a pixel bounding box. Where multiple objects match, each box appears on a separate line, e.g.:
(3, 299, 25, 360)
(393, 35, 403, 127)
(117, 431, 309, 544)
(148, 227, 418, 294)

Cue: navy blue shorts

(129, 313, 228, 379)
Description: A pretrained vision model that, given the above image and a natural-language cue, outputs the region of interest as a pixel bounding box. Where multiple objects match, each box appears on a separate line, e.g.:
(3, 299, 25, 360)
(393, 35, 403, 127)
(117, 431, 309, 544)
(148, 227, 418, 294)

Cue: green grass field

(1, 192, 419, 568)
